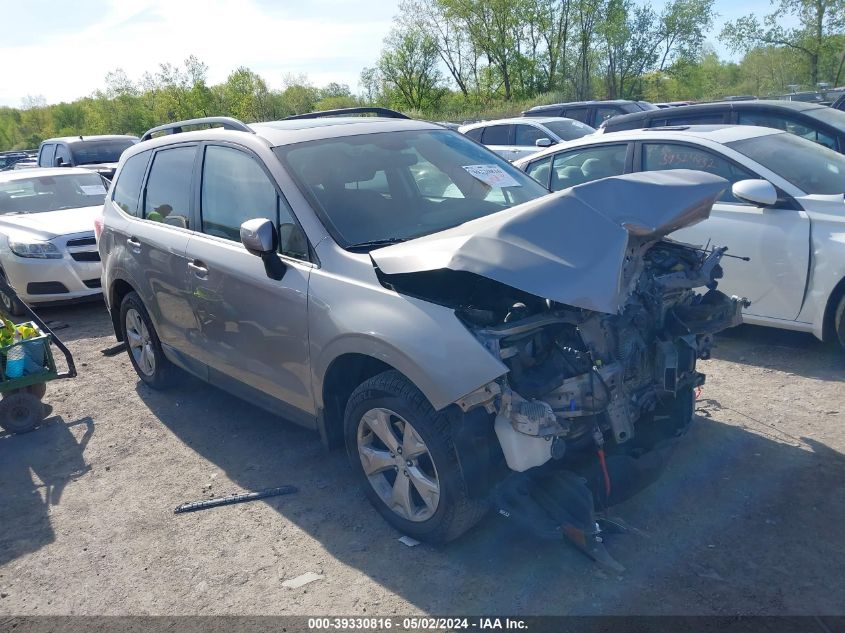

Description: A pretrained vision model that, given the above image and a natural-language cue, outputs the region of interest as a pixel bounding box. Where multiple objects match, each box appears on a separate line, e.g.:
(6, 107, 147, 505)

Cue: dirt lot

(1, 300, 844, 616)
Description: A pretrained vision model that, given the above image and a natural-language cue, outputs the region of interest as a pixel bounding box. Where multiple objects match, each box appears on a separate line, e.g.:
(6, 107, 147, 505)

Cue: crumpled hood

(371, 169, 727, 314)
(0, 205, 102, 241)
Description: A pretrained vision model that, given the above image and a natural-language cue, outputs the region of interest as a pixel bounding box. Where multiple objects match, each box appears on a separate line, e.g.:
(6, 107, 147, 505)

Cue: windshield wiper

(346, 237, 408, 251)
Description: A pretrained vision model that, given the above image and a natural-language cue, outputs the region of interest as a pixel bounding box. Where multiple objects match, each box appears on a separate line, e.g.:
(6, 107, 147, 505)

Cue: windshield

(0, 173, 108, 214)
(727, 133, 845, 195)
(71, 139, 137, 165)
(275, 129, 548, 247)
(543, 119, 595, 141)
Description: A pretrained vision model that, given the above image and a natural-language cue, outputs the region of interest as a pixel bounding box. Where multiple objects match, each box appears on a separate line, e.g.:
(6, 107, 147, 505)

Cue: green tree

(722, 0, 845, 86)
(377, 25, 445, 109)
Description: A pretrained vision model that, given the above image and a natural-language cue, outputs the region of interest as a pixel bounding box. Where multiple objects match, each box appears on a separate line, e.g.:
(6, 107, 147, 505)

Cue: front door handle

(126, 236, 141, 251)
(188, 260, 208, 279)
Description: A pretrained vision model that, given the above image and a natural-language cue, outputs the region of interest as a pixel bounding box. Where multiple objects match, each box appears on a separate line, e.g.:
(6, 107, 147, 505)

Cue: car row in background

(0, 150, 36, 171)
(459, 116, 595, 160)
(37, 134, 139, 180)
(599, 99, 845, 153)
(521, 99, 657, 128)
(514, 124, 845, 348)
(0, 167, 107, 314)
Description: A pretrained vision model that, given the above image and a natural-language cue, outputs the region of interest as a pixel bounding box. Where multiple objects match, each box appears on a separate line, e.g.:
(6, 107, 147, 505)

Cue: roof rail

(140, 116, 253, 142)
(283, 107, 410, 121)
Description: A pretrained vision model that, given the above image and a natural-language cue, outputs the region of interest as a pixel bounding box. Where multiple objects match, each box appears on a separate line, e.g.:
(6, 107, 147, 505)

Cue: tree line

(1, 0, 843, 151)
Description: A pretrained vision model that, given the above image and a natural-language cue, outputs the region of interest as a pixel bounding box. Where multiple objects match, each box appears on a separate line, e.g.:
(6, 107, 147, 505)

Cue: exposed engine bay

(385, 239, 745, 474)
(381, 239, 745, 568)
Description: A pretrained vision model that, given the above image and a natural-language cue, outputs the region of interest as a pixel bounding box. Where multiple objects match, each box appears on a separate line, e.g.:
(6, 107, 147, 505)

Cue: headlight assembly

(9, 240, 62, 259)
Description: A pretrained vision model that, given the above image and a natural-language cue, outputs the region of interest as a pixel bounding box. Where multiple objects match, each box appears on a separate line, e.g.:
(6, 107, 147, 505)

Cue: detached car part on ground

(99, 115, 743, 566)
(367, 171, 745, 562)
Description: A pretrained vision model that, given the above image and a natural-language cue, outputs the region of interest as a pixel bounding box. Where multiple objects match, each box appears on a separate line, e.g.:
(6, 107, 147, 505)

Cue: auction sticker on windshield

(463, 164, 522, 188)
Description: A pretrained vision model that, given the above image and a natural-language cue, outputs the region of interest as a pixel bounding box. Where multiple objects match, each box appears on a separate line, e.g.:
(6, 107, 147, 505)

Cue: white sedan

(0, 167, 107, 314)
(514, 125, 845, 349)
(459, 117, 595, 161)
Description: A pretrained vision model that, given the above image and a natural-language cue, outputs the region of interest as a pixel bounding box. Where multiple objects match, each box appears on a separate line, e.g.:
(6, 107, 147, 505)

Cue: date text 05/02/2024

(307, 617, 529, 630)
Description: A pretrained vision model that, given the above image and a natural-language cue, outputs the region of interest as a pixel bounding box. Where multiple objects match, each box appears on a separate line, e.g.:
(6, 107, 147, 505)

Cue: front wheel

(344, 370, 487, 543)
(120, 291, 180, 389)
(835, 294, 845, 352)
(0, 273, 25, 317)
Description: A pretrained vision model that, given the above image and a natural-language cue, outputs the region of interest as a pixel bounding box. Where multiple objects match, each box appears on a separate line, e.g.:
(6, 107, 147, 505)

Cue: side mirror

(240, 218, 286, 280)
(54, 157, 66, 167)
(731, 179, 778, 206)
(535, 138, 553, 148)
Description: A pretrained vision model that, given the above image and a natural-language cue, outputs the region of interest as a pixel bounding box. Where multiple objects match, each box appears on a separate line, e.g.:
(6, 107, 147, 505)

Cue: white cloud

(0, 0, 398, 106)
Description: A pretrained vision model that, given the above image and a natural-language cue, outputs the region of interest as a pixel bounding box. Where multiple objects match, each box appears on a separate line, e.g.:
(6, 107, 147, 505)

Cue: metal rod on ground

(100, 342, 126, 356)
(174, 485, 298, 514)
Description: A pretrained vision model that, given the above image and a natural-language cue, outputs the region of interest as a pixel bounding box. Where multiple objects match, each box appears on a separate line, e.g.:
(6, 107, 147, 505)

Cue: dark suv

(38, 135, 139, 179)
(600, 100, 845, 153)
(522, 100, 657, 128)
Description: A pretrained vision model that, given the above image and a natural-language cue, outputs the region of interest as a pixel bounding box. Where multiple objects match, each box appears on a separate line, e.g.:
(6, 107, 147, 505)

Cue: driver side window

(200, 145, 309, 260)
(641, 143, 755, 203)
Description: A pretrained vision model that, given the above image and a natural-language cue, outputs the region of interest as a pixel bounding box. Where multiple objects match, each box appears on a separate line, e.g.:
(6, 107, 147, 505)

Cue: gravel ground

(1, 300, 844, 616)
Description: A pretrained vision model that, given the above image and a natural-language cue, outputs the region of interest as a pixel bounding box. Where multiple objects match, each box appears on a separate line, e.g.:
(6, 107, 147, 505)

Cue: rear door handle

(126, 236, 141, 251)
(188, 260, 208, 279)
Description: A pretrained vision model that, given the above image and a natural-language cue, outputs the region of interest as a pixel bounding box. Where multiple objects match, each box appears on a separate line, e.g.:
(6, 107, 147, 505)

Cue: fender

(308, 266, 508, 413)
(794, 197, 845, 340)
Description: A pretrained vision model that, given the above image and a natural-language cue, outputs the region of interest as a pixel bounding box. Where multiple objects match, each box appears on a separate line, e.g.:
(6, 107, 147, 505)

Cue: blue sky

(0, 0, 777, 107)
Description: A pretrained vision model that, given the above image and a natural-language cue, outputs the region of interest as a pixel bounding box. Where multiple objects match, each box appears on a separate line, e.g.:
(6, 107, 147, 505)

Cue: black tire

(119, 291, 180, 389)
(0, 273, 25, 317)
(0, 392, 45, 434)
(344, 370, 487, 543)
(835, 294, 845, 352)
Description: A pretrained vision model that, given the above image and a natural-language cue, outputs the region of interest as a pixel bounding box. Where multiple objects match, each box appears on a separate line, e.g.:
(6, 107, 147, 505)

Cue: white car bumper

(2, 233, 103, 305)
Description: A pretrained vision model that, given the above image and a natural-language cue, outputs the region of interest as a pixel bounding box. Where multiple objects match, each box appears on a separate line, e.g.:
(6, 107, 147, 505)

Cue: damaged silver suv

(98, 110, 744, 562)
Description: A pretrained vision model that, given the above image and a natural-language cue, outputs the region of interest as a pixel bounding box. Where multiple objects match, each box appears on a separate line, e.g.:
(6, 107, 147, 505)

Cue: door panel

(126, 145, 199, 350)
(185, 236, 313, 414)
(672, 204, 810, 320)
(186, 143, 314, 415)
(638, 142, 811, 321)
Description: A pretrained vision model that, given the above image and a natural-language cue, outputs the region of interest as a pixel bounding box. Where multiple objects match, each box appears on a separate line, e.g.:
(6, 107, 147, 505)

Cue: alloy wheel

(356, 407, 440, 522)
(125, 307, 155, 376)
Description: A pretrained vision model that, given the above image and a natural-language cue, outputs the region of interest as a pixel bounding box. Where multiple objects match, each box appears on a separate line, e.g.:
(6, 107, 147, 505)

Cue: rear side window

(564, 108, 591, 124)
(38, 144, 55, 167)
(112, 150, 151, 217)
(594, 107, 620, 127)
(143, 146, 195, 229)
(480, 125, 511, 145)
(526, 156, 552, 188)
(464, 128, 483, 142)
(550, 144, 627, 191)
(737, 111, 836, 150)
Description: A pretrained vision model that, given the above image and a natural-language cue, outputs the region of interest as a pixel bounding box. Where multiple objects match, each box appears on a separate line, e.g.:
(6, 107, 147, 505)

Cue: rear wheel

(344, 370, 487, 543)
(120, 291, 179, 389)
